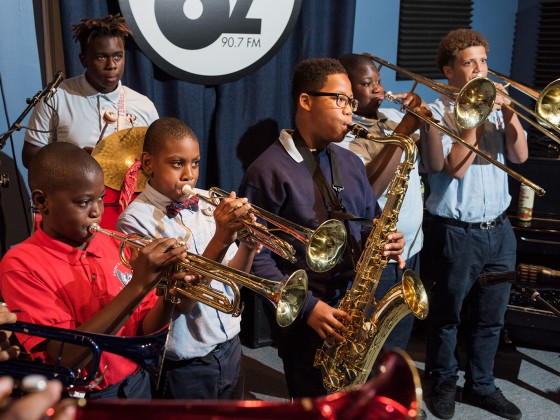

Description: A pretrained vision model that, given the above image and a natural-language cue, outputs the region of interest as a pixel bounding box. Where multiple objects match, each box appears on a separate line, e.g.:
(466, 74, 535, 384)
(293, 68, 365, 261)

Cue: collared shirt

(117, 183, 241, 360)
(426, 95, 511, 222)
(338, 109, 423, 261)
(240, 129, 377, 321)
(24, 73, 159, 149)
(0, 227, 157, 390)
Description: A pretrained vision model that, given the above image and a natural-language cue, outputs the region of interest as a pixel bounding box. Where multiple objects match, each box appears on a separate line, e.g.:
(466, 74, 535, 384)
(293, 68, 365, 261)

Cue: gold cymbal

(92, 127, 148, 192)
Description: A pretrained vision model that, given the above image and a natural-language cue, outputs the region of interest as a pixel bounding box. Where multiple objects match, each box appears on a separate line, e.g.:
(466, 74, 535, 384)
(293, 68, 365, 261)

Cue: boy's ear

(442, 65, 453, 80)
(32, 190, 48, 214)
(141, 152, 153, 177)
(79, 53, 86, 68)
(299, 93, 312, 111)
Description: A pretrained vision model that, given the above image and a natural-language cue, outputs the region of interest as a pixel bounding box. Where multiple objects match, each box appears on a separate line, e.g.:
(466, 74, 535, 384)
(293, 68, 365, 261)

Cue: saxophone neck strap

(291, 130, 372, 226)
(292, 129, 344, 211)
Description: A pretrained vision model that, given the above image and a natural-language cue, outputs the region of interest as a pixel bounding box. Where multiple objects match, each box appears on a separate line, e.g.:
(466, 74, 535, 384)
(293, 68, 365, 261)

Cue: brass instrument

(89, 224, 308, 327)
(75, 349, 422, 419)
(0, 321, 168, 388)
(361, 53, 546, 197)
(314, 128, 429, 393)
(182, 185, 348, 273)
(488, 69, 560, 141)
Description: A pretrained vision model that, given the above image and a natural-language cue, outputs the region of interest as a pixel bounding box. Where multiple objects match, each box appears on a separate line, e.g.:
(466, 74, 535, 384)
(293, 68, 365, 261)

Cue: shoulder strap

(291, 130, 371, 225)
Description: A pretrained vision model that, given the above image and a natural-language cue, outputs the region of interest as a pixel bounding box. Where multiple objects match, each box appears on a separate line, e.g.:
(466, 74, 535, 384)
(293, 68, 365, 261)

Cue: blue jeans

(425, 217, 515, 395)
(375, 253, 420, 350)
(157, 335, 242, 399)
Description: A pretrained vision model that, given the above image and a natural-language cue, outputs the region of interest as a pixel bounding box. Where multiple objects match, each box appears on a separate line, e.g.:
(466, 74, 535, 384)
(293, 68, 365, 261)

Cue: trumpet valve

(156, 278, 182, 305)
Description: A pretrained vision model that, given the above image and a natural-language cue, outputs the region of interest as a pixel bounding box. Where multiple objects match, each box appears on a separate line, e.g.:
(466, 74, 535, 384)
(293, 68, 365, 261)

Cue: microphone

(42, 71, 64, 103)
(478, 264, 560, 290)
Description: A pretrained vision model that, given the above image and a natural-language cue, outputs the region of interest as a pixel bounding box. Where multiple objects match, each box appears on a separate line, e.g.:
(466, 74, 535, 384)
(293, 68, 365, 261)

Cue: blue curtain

(58, 0, 356, 191)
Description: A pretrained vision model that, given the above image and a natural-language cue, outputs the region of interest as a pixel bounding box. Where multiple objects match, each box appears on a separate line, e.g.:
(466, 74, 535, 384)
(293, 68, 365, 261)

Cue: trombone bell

(455, 77, 496, 129)
(536, 79, 560, 129)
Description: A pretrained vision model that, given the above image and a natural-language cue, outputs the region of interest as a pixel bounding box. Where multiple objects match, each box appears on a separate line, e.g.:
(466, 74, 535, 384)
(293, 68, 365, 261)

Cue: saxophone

(314, 124, 429, 393)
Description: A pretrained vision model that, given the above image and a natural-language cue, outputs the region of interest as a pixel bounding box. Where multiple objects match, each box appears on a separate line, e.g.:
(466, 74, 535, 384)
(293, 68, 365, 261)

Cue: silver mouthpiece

(181, 184, 195, 196)
(88, 223, 101, 234)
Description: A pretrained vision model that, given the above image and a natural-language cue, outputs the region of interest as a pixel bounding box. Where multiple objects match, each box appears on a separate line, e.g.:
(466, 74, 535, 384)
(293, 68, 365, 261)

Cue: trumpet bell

(536, 79, 560, 129)
(455, 77, 497, 129)
(306, 219, 347, 273)
(275, 269, 309, 327)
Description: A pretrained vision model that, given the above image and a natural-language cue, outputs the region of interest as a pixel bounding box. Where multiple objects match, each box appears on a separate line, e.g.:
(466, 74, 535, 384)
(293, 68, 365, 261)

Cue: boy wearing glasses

(239, 58, 424, 398)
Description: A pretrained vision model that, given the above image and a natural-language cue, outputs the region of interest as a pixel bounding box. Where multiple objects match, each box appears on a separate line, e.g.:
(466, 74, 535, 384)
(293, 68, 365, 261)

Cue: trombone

(183, 185, 348, 273)
(487, 69, 560, 140)
(361, 53, 546, 197)
(0, 320, 168, 388)
(89, 224, 308, 327)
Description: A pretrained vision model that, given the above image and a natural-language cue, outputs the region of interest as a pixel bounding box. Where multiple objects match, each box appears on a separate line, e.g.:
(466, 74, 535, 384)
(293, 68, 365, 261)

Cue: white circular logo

(119, 0, 302, 84)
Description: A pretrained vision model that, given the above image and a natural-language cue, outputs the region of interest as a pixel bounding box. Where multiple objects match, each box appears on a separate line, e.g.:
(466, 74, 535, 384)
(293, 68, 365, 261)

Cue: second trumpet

(88, 224, 308, 328)
(182, 185, 348, 273)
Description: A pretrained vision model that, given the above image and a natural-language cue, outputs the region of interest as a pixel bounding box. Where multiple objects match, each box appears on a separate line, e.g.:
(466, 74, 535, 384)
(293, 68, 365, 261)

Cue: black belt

(433, 212, 507, 230)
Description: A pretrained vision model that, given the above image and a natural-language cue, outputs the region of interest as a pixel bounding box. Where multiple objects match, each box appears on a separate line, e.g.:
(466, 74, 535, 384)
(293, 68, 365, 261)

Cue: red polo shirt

(0, 226, 158, 390)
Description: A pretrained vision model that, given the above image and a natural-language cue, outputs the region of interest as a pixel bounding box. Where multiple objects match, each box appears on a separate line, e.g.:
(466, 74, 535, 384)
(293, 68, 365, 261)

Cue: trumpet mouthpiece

(88, 223, 101, 234)
(181, 184, 195, 196)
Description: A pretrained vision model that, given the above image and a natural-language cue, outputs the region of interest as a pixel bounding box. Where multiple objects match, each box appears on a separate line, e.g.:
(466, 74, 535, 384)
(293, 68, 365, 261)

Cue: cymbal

(92, 127, 148, 192)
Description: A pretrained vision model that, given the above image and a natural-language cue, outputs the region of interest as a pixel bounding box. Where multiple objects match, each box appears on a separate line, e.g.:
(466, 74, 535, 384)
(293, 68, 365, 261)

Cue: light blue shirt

(426, 95, 511, 222)
(25, 73, 159, 149)
(338, 109, 423, 261)
(117, 183, 241, 360)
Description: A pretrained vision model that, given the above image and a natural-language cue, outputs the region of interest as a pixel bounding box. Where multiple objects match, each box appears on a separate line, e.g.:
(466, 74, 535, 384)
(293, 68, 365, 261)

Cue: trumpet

(0, 321, 168, 388)
(182, 185, 348, 273)
(88, 224, 308, 327)
(361, 53, 546, 197)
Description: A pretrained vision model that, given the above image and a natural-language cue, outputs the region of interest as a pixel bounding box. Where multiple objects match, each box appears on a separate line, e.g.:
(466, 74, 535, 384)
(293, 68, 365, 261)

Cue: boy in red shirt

(0, 142, 189, 398)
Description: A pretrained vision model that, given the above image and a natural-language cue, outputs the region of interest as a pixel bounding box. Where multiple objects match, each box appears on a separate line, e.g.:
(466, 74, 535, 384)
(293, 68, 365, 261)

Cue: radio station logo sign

(119, 0, 302, 84)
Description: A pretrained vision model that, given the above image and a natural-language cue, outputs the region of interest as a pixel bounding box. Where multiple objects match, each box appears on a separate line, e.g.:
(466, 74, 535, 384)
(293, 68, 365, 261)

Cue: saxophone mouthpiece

(349, 124, 374, 140)
(181, 184, 195, 196)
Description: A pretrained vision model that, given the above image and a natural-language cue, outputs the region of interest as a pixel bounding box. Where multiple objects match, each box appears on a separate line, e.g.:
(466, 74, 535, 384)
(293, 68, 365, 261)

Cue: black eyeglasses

(306, 91, 359, 112)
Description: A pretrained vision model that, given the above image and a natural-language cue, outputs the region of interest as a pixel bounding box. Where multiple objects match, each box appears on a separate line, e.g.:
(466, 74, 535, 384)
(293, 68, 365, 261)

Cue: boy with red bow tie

(117, 117, 259, 399)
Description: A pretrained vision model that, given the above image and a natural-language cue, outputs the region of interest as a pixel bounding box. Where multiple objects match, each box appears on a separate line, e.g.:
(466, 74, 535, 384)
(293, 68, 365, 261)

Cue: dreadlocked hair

(72, 14, 132, 53)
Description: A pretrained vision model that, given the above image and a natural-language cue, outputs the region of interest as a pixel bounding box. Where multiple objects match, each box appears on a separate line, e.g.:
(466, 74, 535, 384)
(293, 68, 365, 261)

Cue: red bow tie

(166, 196, 199, 218)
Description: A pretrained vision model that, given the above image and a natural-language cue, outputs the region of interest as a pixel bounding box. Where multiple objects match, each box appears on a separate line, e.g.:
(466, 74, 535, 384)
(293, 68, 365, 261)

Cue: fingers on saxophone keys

(326, 329, 346, 344)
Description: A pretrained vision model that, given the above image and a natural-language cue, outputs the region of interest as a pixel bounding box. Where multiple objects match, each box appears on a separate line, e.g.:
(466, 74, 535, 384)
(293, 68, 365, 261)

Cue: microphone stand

(0, 78, 50, 256)
(0, 88, 48, 150)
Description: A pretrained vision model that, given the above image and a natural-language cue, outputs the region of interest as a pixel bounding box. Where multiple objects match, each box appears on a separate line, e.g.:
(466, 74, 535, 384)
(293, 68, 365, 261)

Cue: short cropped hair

(143, 117, 198, 155)
(436, 28, 490, 72)
(291, 58, 348, 107)
(28, 142, 102, 194)
(338, 53, 374, 78)
(72, 14, 132, 54)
